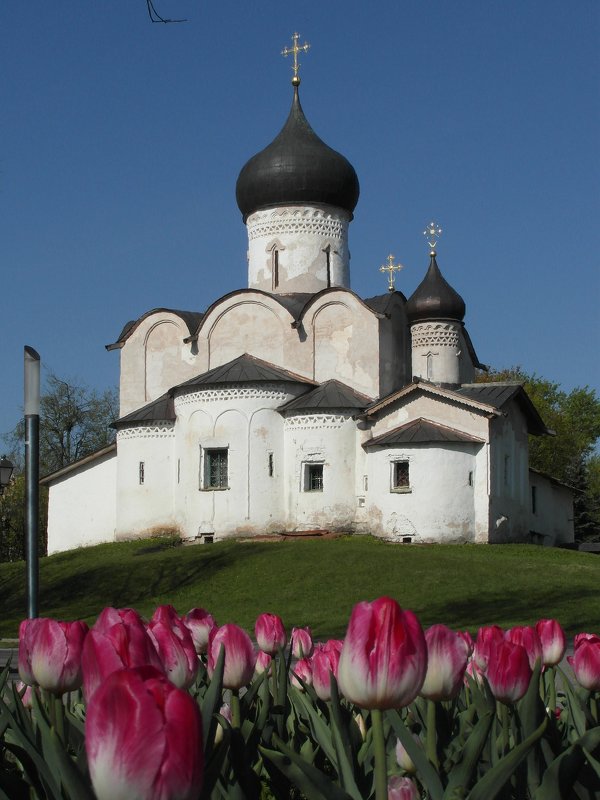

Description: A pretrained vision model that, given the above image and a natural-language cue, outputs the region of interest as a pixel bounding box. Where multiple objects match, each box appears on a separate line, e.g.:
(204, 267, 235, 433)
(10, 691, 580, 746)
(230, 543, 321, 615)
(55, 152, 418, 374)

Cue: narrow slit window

(268, 452, 274, 477)
(531, 485, 537, 514)
(272, 249, 279, 290)
(139, 461, 145, 485)
(324, 244, 331, 288)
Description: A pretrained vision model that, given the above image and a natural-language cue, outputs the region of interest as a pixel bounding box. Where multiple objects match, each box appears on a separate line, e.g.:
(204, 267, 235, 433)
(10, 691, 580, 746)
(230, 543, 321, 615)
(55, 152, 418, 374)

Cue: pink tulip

(15, 681, 34, 709)
(568, 635, 600, 691)
(473, 625, 504, 672)
(290, 657, 313, 690)
(254, 650, 272, 676)
(338, 597, 427, 710)
(183, 608, 217, 654)
(311, 641, 343, 701)
(19, 617, 88, 694)
(207, 624, 256, 689)
(148, 606, 198, 690)
(94, 607, 145, 633)
(291, 626, 314, 659)
(387, 775, 420, 799)
(458, 630, 474, 656)
(82, 612, 164, 701)
(86, 666, 203, 800)
(464, 658, 485, 687)
(420, 624, 469, 701)
(535, 619, 566, 667)
(255, 613, 287, 655)
(505, 626, 542, 671)
(486, 640, 532, 703)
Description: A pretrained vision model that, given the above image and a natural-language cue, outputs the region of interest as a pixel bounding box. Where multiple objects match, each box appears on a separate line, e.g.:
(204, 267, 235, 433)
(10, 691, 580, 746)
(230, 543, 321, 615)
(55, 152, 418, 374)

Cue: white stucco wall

(47, 450, 117, 554)
(115, 424, 176, 538)
(283, 412, 357, 532)
(172, 383, 304, 540)
(528, 471, 574, 545)
(246, 205, 351, 293)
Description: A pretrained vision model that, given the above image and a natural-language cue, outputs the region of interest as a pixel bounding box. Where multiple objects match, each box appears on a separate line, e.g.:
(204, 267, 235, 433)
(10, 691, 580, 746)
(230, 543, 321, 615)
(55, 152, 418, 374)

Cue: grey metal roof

(111, 394, 176, 428)
(364, 418, 485, 447)
(457, 383, 550, 435)
(406, 254, 466, 322)
(174, 353, 316, 391)
(236, 86, 360, 221)
(106, 309, 204, 350)
(363, 292, 407, 315)
(278, 379, 372, 412)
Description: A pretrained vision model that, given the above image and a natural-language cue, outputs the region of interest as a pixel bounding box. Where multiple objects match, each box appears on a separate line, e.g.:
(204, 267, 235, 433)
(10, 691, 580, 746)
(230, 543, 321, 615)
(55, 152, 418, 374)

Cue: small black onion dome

(236, 86, 360, 221)
(406, 253, 466, 322)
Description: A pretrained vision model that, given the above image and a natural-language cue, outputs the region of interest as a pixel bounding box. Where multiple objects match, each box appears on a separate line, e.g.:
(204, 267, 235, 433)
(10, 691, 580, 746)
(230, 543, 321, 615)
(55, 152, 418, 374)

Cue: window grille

(305, 463, 323, 492)
(392, 461, 410, 490)
(204, 449, 228, 489)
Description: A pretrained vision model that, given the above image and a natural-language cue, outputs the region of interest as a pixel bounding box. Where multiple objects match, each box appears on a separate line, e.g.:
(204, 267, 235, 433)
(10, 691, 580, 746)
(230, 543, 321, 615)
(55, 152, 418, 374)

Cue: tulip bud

(535, 619, 566, 667)
(505, 625, 542, 671)
(387, 775, 420, 799)
(208, 624, 256, 689)
(19, 617, 88, 694)
(473, 625, 504, 672)
(214, 702, 232, 746)
(82, 613, 164, 701)
(184, 608, 217, 655)
(291, 626, 314, 659)
(86, 666, 203, 800)
(354, 712, 367, 741)
(420, 624, 469, 701)
(290, 657, 313, 690)
(311, 640, 343, 701)
(254, 650, 272, 677)
(568, 635, 600, 691)
(255, 613, 287, 655)
(338, 597, 427, 710)
(15, 681, 34, 709)
(395, 735, 420, 774)
(148, 606, 198, 690)
(486, 640, 532, 703)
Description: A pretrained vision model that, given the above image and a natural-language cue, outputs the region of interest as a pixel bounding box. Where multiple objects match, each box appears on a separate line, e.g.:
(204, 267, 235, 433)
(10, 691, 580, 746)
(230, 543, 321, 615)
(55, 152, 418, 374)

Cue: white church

(43, 50, 574, 554)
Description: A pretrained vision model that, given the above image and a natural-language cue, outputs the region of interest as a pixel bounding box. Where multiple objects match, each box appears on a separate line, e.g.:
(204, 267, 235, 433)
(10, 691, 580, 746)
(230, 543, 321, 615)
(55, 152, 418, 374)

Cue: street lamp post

(24, 346, 40, 619)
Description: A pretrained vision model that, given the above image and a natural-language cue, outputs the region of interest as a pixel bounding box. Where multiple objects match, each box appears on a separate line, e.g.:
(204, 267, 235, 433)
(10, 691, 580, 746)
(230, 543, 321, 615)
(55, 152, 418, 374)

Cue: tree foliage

(5, 373, 118, 477)
(1, 374, 117, 562)
(477, 367, 600, 541)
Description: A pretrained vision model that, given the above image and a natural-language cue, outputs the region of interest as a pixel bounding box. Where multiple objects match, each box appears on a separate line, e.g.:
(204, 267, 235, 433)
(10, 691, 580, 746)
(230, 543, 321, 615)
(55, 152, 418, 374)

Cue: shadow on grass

(1, 543, 278, 624)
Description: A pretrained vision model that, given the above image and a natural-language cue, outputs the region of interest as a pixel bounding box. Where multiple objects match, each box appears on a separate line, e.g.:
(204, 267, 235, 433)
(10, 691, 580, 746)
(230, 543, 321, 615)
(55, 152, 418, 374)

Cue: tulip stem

(426, 700, 438, 770)
(231, 689, 241, 730)
(548, 666, 556, 717)
(591, 694, 598, 724)
(371, 708, 387, 800)
(498, 701, 509, 755)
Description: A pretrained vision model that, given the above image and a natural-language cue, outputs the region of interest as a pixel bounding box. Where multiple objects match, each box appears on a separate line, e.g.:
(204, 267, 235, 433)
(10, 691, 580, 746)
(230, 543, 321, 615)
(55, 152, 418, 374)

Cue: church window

(204, 448, 228, 489)
(268, 452, 274, 477)
(391, 460, 410, 492)
(304, 463, 324, 492)
(323, 244, 331, 288)
(272, 248, 279, 290)
(139, 462, 145, 485)
(468, 470, 473, 486)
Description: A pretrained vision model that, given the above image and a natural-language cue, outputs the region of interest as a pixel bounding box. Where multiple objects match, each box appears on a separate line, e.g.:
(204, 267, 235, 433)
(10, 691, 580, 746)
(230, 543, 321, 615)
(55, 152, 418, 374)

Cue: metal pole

(24, 346, 40, 619)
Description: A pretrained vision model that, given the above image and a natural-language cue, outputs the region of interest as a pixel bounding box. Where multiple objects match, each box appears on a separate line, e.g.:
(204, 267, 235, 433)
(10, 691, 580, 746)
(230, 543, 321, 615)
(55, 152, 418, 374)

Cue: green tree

(1, 374, 118, 562)
(477, 367, 600, 541)
(5, 373, 118, 477)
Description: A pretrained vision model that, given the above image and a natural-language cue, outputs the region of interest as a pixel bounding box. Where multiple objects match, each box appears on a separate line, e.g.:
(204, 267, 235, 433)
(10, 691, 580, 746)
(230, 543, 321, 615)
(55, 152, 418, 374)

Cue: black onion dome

(406, 254, 466, 322)
(236, 87, 360, 221)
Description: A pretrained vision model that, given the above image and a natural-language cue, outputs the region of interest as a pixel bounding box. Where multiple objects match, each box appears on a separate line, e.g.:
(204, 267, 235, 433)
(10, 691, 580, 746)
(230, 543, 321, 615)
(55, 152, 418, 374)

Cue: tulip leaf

(328, 675, 363, 800)
(443, 711, 494, 799)
(532, 727, 600, 800)
(556, 666, 587, 740)
(466, 716, 547, 800)
(260, 738, 354, 800)
(0, 697, 61, 798)
(582, 746, 600, 780)
(202, 643, 225, 760)
(288, 686, 336, 767)
(388, 709, 444, 800)
(46, 727, 95, 800)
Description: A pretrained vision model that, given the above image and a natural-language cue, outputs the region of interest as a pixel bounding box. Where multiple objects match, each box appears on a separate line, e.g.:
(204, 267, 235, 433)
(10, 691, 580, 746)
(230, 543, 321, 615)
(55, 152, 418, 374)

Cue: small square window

(391, 460, 410, 492)
(304, 463, 324, 492)
(204, 448, 228, 489)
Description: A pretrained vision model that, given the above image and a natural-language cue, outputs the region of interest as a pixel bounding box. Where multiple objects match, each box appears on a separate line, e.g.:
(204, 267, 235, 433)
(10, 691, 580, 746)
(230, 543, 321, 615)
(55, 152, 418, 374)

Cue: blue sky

(1, 1, 598, 439)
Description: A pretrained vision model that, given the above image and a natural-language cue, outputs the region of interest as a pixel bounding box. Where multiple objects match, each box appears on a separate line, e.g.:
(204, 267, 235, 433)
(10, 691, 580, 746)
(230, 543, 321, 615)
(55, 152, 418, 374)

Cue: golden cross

(281, 33, 310, 86)
(379, 254, 404, 292)
(424, 221, 442, 255)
